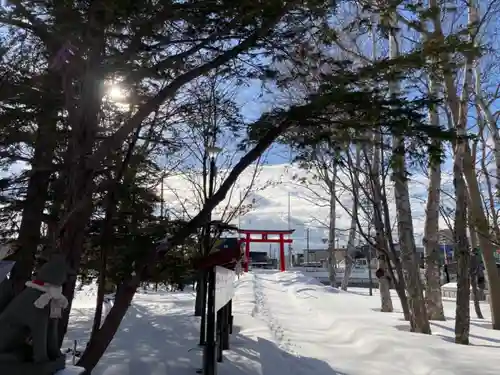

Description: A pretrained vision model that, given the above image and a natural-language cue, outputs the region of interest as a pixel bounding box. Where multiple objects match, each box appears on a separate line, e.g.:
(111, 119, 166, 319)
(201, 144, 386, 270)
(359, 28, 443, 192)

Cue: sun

(107, 84, 127, 102)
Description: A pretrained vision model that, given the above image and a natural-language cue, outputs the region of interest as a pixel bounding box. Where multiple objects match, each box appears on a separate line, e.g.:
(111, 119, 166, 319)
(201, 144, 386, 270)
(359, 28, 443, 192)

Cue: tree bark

(422, 45, 445, 320)
(327, 165, 337, 287)
(431, 0, 500, 330)
(10, 111, 57, 293)
(90, 128, 141, 339)
(367, 16, 392, 312)
(380, 176, 410, 320)
(388, 11, 430, 334)
(341, 144, 361, 291)
(423, 142, 445, 321)
(392, 144, 431, 334)
(468, 207, 484, 319)
(370, 130, 393, 312)
(57, 12, 107, 342)
(454, 139, 470, 345)
(77, 282, 137, 371)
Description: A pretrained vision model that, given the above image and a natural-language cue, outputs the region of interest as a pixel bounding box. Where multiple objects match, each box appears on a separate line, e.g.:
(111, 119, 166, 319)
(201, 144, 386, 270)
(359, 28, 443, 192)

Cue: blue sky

(233, 80, 293, 165)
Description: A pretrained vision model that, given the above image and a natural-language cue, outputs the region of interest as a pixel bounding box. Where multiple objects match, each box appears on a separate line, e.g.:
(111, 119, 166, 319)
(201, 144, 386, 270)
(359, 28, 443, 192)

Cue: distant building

(299, 248, 349, 266)
(248, 251, 276, 269)
(300, 243, 426, 267)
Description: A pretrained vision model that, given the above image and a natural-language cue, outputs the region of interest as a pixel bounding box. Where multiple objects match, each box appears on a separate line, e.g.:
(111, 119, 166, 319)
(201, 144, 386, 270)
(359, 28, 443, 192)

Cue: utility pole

(287, 191, 292, 268)
(238, 191, 242, 230)
(306, 228, 310, 264)
(160, 173, 164, 219)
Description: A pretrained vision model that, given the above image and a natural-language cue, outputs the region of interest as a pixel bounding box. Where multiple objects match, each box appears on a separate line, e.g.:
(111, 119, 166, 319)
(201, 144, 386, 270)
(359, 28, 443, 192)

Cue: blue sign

(439, 245, 453, 258)
(213, 237, 240, 252)
(0, 261, 15, 282)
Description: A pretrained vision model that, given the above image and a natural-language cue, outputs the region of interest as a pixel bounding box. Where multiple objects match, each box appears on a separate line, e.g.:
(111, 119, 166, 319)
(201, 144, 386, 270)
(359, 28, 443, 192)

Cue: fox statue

(0, 254, 69, 375)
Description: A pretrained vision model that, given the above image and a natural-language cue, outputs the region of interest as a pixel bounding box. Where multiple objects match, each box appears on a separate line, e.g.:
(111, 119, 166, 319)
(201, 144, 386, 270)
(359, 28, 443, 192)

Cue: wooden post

(244, 233, 251, 272)
(222, 303, 230, 350)
(228, 300, 233, 334)
(279, 234, 285, 272)
(216, 309, 223, 363)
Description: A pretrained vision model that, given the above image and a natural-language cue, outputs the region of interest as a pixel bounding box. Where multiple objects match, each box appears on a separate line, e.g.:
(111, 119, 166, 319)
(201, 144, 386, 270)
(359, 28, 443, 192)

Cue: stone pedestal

(56, 365, 86, 375)
(0, 354, 66, 375)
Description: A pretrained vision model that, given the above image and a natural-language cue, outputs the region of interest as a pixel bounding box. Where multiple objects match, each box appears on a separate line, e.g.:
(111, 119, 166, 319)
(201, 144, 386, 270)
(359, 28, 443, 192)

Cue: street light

(202, 144, 221, 375)
(199, 146, 222, 374)
(199, 145, 221, 346)
(207, 146, 222, 159)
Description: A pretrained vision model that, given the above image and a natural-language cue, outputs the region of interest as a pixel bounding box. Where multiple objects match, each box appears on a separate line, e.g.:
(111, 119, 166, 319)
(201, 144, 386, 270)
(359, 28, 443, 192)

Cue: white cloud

(162, 163, 455, 254)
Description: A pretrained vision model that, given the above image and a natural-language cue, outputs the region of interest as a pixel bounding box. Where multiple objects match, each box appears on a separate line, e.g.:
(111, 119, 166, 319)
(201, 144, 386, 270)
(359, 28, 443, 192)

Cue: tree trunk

(468, 210, 484, 319)
(463, 148, 500, 329)
(370, 132, 393, 312)
(470, 250, 484, 320)
(475, 66, 500, 205)
(423, 141, 445, 321)
(376, 236, 393, 313)
(57, 31, 106, 343)
(195, 271, 206, 316)
(10, 114, 57, 293)
(77, 281, 137, 371)
(367, 16, 392, 312)
(380, 177, 410, 320)
(388, 12, 430, 334)
(341, 144, 361, 291)
(432, 0, 500, 330)
(327, 166, 337, 287)
(454, 140, 470, 345)
(392, 145, 430, 334)
(422, 53, 445, 320)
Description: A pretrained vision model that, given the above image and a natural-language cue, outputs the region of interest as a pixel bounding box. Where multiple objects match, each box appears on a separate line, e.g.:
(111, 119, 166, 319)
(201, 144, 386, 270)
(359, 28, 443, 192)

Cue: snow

(67, 271, 500, 375)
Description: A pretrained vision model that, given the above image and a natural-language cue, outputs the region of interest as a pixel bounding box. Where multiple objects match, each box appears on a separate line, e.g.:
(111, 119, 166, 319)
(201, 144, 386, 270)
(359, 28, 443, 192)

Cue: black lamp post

(199, 146, 220, 345)
(202, 145, 221, 375)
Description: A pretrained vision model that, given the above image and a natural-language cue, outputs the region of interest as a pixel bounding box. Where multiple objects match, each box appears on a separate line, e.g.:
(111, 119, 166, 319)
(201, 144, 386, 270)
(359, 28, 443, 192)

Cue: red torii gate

(239, 229, 295, 272)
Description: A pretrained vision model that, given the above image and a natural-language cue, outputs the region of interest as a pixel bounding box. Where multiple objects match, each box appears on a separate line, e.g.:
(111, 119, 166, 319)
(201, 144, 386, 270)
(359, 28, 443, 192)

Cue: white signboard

(0, 261, 15, 283)
(215, 266, 235, 311)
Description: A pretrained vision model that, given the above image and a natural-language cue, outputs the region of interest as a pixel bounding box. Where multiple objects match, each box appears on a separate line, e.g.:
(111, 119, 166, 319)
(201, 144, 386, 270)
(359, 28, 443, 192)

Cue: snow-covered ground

(67, 271, 500, 375)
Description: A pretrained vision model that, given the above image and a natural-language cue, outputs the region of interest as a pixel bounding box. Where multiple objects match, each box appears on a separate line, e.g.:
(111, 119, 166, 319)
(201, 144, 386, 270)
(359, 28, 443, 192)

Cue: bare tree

(422, 25, 446, 321)
(294, 145, 341, 286)
(454, 68, 472, 343)
(163, 75, 267, 226)
(387, 8, 431, 334)
(428, 0, 500, 330)
(341, 143, 361, 291)
(369, 131, 394, 312)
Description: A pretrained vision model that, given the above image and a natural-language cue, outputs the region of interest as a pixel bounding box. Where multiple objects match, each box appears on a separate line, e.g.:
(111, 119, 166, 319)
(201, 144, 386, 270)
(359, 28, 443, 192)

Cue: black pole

(203, 157, 217, 375)
(204, 266, 217, 374)
(198, 270, 208, 345)
(199, 151, 216, 346)
(368, 244, 373, 296)
(216, 308, 223, 362)
(228, 300, 233, 334)
(222, 303, 230, 350)
(306, 227, 309, 264)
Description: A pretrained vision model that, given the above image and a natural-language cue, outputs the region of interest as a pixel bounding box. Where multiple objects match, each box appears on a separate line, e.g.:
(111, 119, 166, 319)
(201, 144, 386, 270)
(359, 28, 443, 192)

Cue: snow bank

(251, 270, 500, 375)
